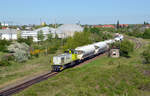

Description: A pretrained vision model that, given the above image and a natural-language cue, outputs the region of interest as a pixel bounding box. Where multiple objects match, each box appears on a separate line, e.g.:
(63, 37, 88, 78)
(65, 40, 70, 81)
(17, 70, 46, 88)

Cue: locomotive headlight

(77, 54, 83, 60)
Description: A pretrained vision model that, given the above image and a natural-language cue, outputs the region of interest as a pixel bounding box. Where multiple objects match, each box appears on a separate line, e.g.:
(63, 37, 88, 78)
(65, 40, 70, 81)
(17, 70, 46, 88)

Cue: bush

(0, 54, 14, 66)
(17, 37, 33, 46)
(142, 29, 150, 39)
(8, 42, 30, 62)
(0, 60, 10, 66)
(120, 40, 134, 57)
(48, 46, 58, 54)
(142, 45, 150, 64)
(0, 39, 11, 52)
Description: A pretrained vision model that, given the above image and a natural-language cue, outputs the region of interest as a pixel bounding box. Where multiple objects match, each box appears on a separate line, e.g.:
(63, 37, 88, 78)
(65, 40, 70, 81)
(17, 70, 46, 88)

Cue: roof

(94, 25, 115, 28)
(56, 24, 83, 33)
(94, 25, 103, 28)
(0, 29, 18, 34)
(103, 25, 115, 28)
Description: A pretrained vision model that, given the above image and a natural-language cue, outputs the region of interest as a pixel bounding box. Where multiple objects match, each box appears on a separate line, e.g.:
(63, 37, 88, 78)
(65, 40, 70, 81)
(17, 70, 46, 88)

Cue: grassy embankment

(15, 38, 150, 96)
(0, 51, 60, 89)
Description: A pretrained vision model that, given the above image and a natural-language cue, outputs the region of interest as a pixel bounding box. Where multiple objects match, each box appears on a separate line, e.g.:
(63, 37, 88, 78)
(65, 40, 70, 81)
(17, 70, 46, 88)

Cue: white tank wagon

(114, 37, 121, 42)
(92, 42, 109, 55)
(114, 34, 124, 42)
(75, 45, 95, 60)
(104, 39, 115, 44)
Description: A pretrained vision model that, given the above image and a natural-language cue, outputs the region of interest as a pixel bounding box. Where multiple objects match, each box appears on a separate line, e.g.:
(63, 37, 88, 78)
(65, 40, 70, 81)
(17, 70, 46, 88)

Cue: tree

(55, 34, 59, 39)
(17, 37, 33, 46)
(17, 30, 21, 39)
(8, 42, 30, 62)
(0, 22, 2, 29)
(63, 31, 92, 51)
(143, 29, 150, 39)
(47, 33, 53, 41)
(117, 20, 120, 29)
(90, 27, 100, 34)
(142, 44, 150, 64)
(37, 30, 45, 42)
(120, 40, 134, 57)
(144, 21, 149, 25)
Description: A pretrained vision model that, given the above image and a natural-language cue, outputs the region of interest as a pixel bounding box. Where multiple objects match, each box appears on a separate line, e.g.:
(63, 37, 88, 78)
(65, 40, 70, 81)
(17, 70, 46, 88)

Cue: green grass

(15, 39, 150, 96)
(0, 54, 52, 89)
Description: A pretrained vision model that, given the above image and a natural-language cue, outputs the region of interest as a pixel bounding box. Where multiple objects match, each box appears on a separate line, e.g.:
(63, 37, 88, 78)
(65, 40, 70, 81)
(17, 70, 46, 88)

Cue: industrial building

(21, 27, 51, 42)
(0, 29, 18, 40)
(55, 24, 83, 38)
(0, 24, 83, 42)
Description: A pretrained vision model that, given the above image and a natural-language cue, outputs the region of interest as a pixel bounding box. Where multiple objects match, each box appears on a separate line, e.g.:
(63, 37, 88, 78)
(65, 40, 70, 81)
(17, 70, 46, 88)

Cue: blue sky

(0, 0, 150, 25)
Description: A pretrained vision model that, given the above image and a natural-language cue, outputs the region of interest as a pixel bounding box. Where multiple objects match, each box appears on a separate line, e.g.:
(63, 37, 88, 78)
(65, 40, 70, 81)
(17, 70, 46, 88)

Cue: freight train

(51, 34, 124, 72)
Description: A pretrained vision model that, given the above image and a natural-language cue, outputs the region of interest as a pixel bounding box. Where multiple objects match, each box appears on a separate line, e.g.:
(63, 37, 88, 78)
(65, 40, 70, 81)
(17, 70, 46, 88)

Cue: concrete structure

(109, 49, 120, 58)
(0, 29, 18, 40)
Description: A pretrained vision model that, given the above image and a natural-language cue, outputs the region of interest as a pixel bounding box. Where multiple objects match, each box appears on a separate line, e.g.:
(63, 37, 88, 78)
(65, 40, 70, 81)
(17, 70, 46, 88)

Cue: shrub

(0, 60, 10, 66)
(48, 46, 58, 54)
(0, 39, 11, 52)
(141, 45, 150, 64)
(0, 54, 14, 66)
(142, 29, 150, 39)
(120, 40, 134, 57)
(8, 42, 30, 62)
(17, 37, 33, 46)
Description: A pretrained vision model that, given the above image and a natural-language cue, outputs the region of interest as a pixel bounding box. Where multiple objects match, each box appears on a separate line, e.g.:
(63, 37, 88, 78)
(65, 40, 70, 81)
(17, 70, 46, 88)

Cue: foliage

(63, 31, 92, 50)
(48, 46, 58, 54)
(125, 28, 143, 38)
(0, 59, 10, 66)
(0, 22, 2, 29)
(119, 40, 134, 57)
(0, 54, 14, 66)
(30, 49, 40, 57)
(0, 39, 11, 52)
(63, 27, 113, 51)
(90, 27, 100, 34)
(17, 30, 22, 39)
(125, 27, 150, 39)
(17, 37, 33, 46)
(117, 20, 120, 29)
(37, 30, 44, 42)
(142, 44, 150, 64)
(47, 33, 53, 41)
(142, 29, 150, 39)
(111, 40, 134, 57)
(8, 42, 30, 62)
(55, 34, 59, 39)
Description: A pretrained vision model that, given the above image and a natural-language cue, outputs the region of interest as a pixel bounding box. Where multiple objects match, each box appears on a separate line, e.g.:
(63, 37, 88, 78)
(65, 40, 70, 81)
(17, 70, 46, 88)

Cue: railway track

(125, 36, 142, 49)
(0, 52, 107, 96)
(0, 72, 58, 96)
(132, 38, 142, 49)
(134, 39, 142, 49)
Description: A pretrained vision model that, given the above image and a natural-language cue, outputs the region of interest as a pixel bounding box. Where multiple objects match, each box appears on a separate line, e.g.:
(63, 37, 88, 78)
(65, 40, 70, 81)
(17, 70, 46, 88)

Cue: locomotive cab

(51, 49, 78, 72)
